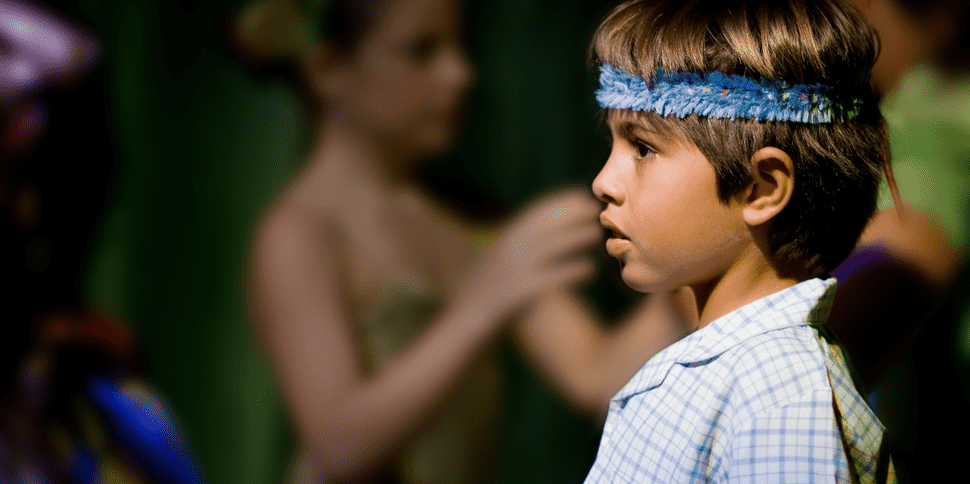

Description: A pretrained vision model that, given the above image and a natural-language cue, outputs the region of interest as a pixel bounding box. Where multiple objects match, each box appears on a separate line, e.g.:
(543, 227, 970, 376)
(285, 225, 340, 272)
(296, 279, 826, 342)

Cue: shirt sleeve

(723, 388, 849, 483)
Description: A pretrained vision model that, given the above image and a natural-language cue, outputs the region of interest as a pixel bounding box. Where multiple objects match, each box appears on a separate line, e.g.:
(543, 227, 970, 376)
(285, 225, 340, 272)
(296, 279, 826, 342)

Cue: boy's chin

(620, 268, 677, 294)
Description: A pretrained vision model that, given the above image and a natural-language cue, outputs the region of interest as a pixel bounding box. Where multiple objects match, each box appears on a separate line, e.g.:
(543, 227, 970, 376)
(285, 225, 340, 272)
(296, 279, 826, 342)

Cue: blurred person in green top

(830, 1, 970, 482)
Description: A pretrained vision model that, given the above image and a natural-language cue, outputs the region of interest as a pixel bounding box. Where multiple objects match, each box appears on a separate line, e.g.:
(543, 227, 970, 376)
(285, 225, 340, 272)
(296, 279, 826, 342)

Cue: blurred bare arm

(249, 191, 598, 482)
(514, 286, 695, 415)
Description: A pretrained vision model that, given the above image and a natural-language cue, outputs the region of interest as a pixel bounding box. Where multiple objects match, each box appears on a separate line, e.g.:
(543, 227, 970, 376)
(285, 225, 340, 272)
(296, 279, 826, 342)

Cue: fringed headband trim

(595, 64, 863, 124)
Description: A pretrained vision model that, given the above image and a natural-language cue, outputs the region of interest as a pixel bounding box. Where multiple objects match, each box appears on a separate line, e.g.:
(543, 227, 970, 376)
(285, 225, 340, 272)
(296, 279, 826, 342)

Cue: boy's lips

(600, 214, 631, 256)
(600, 214, 628, 239)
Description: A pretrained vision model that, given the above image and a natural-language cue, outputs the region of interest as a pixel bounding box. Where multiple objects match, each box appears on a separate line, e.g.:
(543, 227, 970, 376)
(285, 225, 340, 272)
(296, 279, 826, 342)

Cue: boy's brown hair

(592, 0, 889, 279)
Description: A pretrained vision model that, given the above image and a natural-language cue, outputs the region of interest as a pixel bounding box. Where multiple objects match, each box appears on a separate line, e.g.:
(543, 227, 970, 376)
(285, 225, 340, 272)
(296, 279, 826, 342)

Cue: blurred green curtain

(80, 0, 623, 483)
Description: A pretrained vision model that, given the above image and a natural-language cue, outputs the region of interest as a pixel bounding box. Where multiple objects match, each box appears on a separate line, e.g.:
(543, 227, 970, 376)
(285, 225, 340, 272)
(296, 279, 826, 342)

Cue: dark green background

(58, 1, 636, 483)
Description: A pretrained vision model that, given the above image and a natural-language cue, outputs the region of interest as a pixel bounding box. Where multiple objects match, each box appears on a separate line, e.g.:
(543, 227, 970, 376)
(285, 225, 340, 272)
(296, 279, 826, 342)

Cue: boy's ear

(741, 147, 795, 226)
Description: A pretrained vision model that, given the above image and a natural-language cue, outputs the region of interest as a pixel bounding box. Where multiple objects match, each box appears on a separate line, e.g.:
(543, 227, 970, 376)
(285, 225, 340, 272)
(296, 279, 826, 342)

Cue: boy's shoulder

(695, 278, 839, 407)
(716, 322, 832, 412)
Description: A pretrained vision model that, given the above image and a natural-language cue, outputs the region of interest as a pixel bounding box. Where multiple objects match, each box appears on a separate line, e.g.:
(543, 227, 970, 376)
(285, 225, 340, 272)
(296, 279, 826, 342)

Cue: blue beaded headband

(595, 64, 863, 124)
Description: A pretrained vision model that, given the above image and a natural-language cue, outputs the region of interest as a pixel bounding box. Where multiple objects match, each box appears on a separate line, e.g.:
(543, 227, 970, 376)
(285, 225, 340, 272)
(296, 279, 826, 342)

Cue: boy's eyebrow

(612, 120, 661, 140)
(614, 121, 636, 138)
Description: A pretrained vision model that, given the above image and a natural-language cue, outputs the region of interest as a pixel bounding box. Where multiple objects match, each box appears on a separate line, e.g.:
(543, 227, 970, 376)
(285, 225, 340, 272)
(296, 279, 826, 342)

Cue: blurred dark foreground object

(0, 1, 207, 482)
(1, 308, 205, 483)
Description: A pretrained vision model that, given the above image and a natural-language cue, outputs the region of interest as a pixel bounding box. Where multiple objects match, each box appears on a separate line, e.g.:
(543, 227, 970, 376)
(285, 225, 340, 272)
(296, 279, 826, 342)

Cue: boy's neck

(690, 243, 801, 330)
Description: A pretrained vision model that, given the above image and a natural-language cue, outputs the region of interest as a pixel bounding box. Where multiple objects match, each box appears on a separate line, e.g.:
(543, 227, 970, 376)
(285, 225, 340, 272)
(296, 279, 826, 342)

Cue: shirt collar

(613, 277, 837, 404)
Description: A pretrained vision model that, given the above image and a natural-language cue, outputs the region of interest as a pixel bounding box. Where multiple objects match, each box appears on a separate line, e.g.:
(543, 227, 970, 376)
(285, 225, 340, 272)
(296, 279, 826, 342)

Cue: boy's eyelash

(633, 139, 655, 159)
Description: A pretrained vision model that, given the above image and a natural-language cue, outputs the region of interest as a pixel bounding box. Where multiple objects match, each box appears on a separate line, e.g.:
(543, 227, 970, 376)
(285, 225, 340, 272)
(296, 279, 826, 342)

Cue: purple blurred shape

(0, 0, 99, 97)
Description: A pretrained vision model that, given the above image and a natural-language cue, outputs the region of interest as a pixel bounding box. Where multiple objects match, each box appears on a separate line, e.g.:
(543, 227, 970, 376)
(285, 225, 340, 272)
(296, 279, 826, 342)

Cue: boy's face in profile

(593, 110, 750, 294)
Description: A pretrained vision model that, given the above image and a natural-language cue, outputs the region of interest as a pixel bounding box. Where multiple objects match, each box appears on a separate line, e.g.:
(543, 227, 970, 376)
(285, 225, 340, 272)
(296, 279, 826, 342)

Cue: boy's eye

(634, 140, 654, 159)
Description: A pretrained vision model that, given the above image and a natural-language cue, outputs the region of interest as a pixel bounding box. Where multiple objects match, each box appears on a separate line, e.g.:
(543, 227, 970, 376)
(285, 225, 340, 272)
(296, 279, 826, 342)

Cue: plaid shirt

(584, 278, 895, 483)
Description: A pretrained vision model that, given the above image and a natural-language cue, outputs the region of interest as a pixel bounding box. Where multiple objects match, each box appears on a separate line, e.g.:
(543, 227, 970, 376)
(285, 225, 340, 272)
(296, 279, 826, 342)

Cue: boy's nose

(592, 159, 622, 205)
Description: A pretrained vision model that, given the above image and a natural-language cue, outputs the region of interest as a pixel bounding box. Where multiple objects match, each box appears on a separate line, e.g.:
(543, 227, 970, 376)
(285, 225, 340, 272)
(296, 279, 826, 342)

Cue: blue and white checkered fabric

(584, 278, 894, 483)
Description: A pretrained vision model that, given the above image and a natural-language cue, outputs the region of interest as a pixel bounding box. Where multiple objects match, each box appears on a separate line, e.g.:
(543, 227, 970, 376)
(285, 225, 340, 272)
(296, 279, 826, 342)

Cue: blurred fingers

(538, 223, 602, 262)
(538, 258, 596, 289)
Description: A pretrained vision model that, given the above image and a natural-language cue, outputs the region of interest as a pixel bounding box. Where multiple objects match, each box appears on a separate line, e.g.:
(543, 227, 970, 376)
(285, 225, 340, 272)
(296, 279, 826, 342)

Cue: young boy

(585, 0, 895, 481)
